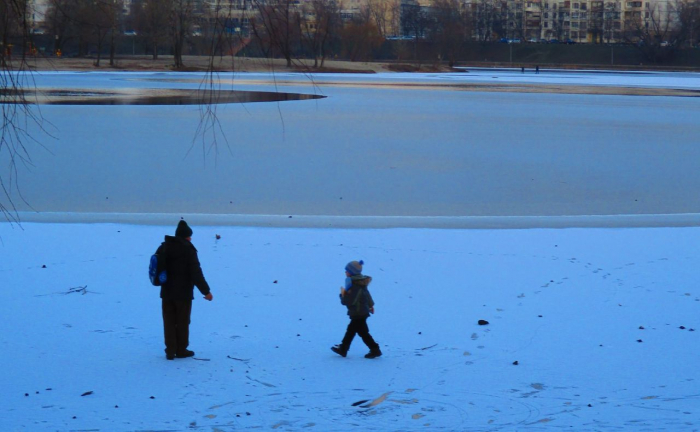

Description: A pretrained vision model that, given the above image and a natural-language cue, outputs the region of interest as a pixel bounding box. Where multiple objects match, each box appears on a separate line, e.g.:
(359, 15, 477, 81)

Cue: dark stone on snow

(637, 339, 643, 343)
(42, 265, 46, 269)
(639, 326, 645, 330)
(512, 361, 519, 365)
(150, 396, 155, 399)
(80, 391, 93, 397)
(478, 320, 489, 326)
(680, 326, 686, 330)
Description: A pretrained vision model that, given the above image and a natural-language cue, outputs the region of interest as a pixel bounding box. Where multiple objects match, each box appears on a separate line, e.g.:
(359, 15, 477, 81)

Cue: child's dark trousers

(341, 317, 379, 350)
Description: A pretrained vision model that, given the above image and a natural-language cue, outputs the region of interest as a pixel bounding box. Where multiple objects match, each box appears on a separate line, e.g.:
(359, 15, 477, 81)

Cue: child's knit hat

(345, 260, 364, 276)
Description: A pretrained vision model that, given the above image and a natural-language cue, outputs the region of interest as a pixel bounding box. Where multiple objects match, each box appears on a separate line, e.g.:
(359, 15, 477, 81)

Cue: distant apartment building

(27, 0, 134, 31)
(27, 0, 49, 31)
(226, 0, 682, 43)
(200, 0, 253, 36)
(475, 0, 678, 43)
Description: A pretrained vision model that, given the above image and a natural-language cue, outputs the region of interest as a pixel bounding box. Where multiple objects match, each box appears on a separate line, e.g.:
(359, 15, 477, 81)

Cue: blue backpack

(149, 245, 168, 286)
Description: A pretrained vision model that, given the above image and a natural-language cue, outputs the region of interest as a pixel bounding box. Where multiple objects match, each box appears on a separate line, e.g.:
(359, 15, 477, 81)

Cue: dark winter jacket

(158, 235, 211, 301)
(340, 275, 374, 318)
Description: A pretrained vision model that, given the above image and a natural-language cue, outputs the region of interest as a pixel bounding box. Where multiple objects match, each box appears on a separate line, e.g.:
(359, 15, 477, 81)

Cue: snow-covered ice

(7, 70, 700, 221)
(1, 223, 699, 430)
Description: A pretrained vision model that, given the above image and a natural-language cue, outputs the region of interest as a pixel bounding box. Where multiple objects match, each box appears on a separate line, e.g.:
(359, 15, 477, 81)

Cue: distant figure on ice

(331, 260, 382, 359)
(536, 65, 540, 74)
(158, 220, 213, 360)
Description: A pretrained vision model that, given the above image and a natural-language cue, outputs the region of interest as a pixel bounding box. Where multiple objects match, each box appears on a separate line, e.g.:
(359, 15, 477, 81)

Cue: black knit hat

(175, 220, 193, 238)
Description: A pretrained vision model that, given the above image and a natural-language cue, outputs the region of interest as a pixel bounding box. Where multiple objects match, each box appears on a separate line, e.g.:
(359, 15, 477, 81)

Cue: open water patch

(1, 88, 325, 105)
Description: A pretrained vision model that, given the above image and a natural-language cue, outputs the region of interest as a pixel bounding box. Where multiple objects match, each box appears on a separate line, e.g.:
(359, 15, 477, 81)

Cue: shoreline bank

(10, 211, 700, 229)
(16, 54, 700, 74)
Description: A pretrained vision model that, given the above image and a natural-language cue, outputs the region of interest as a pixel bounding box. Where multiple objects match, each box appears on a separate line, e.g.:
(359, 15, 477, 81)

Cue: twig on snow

(35, 285, 97, 297)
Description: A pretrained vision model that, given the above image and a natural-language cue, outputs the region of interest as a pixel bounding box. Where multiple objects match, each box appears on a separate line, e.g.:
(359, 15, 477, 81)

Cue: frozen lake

(6, 69, 700, 227)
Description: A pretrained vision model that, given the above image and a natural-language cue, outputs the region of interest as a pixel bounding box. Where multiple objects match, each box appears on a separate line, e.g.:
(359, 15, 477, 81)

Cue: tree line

(2, 0, 700, 69)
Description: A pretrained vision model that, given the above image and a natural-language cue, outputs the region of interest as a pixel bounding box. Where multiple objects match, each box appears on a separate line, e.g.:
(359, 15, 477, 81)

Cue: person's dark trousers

(162, 299, 192, 356)
(341, 317, 378, 350)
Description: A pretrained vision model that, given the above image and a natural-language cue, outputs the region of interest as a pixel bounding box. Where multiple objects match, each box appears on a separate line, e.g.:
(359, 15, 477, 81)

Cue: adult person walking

(158, 220, 213, 360)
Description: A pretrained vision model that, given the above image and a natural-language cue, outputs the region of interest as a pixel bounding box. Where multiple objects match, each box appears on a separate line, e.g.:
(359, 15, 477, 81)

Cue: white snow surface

(1, 222, 699, 430)
(2, 70, 700, 430)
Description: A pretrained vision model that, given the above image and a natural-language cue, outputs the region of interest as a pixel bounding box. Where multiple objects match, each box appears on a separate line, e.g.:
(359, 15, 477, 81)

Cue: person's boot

(331, 344, 348, 357)
(176, 350, 195, 358)
(166, 353, 175, 360)
(364, 347, 382, 359)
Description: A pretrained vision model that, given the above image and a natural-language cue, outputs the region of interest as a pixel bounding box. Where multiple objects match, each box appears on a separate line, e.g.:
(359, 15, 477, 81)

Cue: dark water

(2, 89, 325, 105)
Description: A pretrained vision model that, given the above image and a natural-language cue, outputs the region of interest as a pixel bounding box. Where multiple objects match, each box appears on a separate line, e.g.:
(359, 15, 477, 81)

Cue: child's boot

(364, 346, 382, 359)
(331, 344, 348, 357)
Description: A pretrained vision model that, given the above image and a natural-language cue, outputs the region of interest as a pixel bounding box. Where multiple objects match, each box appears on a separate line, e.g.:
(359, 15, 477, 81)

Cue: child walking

(331, 260, 382, 359)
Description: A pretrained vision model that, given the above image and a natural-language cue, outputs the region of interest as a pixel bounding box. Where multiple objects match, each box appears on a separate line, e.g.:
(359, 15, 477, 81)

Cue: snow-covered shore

(13, 210, 700, 229)
(1, 222, 699, 430)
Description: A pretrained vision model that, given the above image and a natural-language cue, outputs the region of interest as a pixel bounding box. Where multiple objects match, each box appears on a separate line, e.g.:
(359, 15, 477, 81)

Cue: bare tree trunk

(171, 0, 192, 69)
(109, 30, 116, 66)
(95, 29, 103, 67)
(174, 33, 185, 68)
